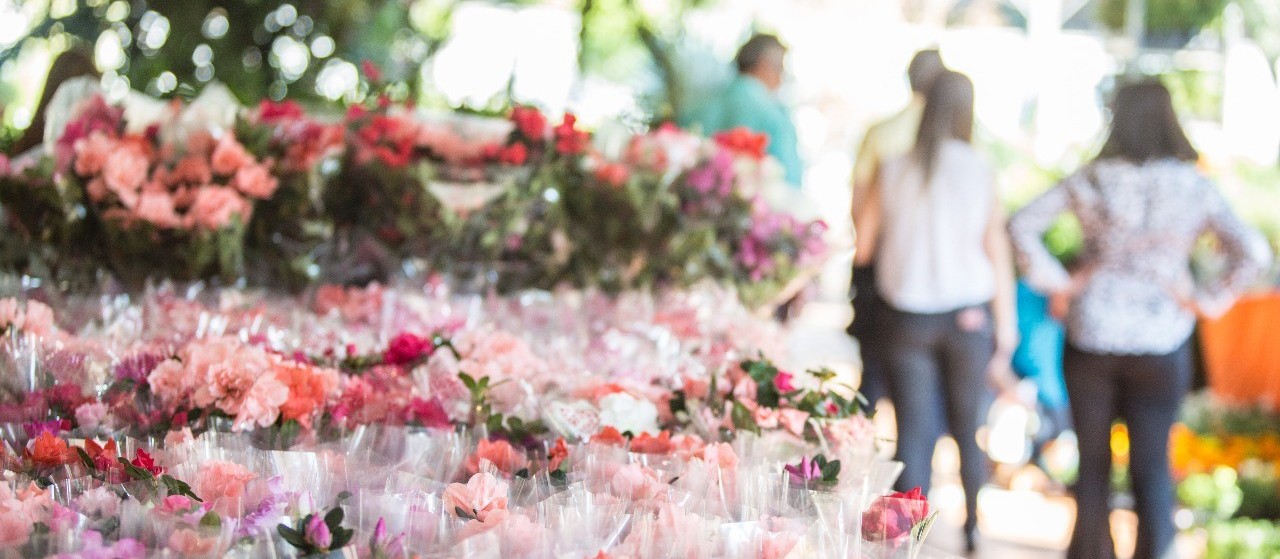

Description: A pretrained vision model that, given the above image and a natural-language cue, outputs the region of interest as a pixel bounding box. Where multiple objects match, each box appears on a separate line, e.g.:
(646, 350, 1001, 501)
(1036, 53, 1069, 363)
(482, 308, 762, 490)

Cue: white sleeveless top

(874, 140, 996, 314)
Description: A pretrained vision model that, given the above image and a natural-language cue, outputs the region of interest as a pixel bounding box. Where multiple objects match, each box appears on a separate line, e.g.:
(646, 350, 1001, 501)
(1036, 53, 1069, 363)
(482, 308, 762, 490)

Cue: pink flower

(164, 427, 194, 447)
(0, 298, 20, 331)
(147, 359, 193, 406)
(102, 145, 150, 208)
(773, 371, 796, 393)
(273, 357, 340, 430)
(210, 135, 252, 175)
(20, 300, 53, 336)
(383, 332, 434, 367)
(609, 464, 666, 501)
(187, 186, 251, 230)
(158, 494, 197, 514)
(443, 472, 508, 522)
(73, 131, 115, 176)
(72, 486, 120, 518)
(167, 528, 218, 556)
(862, 487, 931, 542)
(170, 156, 213, 186)
(231, 374, 289, 431)
(74, 402, 110, 431)
(465, 438, 529, 475)
(304, 514, 332, 549)
(134, 190, 182, 228)
(777, 409, 810, 438)
(194, 460, 258, 517)
(0, 512, 31, 548)
(231, 163, 278, 199)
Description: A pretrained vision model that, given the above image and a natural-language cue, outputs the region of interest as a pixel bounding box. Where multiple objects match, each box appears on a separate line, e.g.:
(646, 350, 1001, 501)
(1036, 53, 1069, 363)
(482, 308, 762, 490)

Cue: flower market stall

(0, 83, 955, 558)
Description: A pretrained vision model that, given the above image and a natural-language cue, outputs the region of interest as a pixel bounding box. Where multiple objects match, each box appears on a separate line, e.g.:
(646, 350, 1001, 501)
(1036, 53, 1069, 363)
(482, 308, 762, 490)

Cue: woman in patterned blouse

(1009, 79, 1272, 559)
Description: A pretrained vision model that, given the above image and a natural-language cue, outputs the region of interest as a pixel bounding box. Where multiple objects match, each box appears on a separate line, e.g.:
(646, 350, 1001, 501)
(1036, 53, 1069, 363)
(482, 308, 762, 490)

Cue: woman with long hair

(854, 70, 1019, 552)
(1009, 79, 1271, 559)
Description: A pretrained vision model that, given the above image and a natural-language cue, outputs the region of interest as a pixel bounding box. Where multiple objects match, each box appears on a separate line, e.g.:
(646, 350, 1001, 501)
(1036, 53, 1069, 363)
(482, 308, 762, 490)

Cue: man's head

(907, 49, 946, 96)
(735, 34, 787, 92)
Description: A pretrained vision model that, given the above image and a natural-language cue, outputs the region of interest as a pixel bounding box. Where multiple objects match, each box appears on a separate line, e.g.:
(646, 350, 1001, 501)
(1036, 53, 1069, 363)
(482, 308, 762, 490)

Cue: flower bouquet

(58, 95, 281, 289)
(860, 487, 939, 558)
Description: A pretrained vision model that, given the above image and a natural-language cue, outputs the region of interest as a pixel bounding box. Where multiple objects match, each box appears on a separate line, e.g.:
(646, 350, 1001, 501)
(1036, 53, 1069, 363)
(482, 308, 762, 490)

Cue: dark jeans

(1064, 340, 1192, 559)
(848, 264, 889, 405)
(884, 304, 994, 534)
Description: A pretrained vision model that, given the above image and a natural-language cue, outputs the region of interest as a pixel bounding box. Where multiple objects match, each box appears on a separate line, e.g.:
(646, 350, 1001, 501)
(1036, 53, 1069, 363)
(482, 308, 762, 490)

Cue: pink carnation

(194, 460, 257, 517)
(101, 145, 150, 209)
(210, 135, 252, 175)
(443, 472, 508, 522)
(73, 131, 115, 177)
(134, 190, 182, 228)
(187, 186, 251, 230)
(232, 163, 278, 199)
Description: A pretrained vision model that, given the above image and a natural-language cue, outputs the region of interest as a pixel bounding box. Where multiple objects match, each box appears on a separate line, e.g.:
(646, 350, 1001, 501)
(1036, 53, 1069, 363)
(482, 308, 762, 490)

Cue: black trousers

(848, 264, 890, 405)
(884, 304, 994, 534)
(1064, 340, 1192, 559)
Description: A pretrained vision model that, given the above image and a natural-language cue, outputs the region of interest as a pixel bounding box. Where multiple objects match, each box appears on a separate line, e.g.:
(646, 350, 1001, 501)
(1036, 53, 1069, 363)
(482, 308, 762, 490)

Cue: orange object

(1199, 292, 1280, 409)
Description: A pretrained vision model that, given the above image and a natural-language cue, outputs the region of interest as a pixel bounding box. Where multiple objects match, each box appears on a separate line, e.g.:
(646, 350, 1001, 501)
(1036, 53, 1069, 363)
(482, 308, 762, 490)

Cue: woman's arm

(1195, 182, 1273, 317)
(986, 199, 1019, 356)
(852, 174, 882, 267)
(1007, 180, 1074, 294)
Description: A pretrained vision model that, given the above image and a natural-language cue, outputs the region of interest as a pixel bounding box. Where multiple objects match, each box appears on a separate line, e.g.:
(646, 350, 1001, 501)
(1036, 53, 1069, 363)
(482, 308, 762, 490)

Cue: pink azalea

(101, 145, 150, 209)
(465, 438, 529, 476)
(443, 472, 509, 522)
(73, 131, 115, 177)
(186, 186, 251, 230)
(778, 408, 810, 438)
(134, 190, 182, 228)
(166, 528, 218, 556)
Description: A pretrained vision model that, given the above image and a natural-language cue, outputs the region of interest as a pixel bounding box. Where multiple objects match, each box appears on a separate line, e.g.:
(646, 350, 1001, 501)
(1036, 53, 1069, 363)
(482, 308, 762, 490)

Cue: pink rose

(194, 460, 257, 517)
(231, 163, 278, 199)
(101, 146, 150, 208)
(187, 186, 251, 230)
(210, 135, 252, 175)
(773, 371, 796, 393)
(443, 472, 508, 522)
(134, 190, 182, 228)
(73, 131, 115, 177)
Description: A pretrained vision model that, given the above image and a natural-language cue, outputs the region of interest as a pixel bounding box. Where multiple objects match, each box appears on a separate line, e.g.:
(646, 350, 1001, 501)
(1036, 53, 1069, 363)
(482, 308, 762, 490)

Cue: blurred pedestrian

(854, 70, 1019, 553)
(848, 48, 947, 408)
(1009, 79, 1272, 559)
(684, 33, 803, 188)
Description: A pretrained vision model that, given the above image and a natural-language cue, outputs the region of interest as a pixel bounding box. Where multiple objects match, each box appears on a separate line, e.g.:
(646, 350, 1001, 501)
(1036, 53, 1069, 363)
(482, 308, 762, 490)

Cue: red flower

(861, 487, 931, 542)
(30, 432, 71, 468)
(590, 426, 627, 447)
(510, 106, 548, 140)
(553, 113, 589, 156)
(713, 127, 770, 160)
(500, 143, 528, 166)
(256, 100, 305, 122)
(384, 332, 435, 367)
(548, 438, 569, 471)
(131, 449, 165, 476)
(83, 438, 120, 472)
(405, 397, 451, 428)
(361, 60, 383, 83)
(593, 162, 629, 188)
(629, 431, 675, 454)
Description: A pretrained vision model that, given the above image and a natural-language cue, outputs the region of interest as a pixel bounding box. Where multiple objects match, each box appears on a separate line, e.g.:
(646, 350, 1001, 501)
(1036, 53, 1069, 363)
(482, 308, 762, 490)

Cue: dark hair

(1096, 79, 1198, 164)
(907, 49, 946, 94)
(735, 34, 786, 74)
(913, 70, 974, 184)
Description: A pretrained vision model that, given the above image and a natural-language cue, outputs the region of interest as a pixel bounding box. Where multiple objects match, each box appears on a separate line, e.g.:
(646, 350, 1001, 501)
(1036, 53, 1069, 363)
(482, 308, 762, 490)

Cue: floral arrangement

(5, 80, 828, 310)
(0, 279, 938, 558)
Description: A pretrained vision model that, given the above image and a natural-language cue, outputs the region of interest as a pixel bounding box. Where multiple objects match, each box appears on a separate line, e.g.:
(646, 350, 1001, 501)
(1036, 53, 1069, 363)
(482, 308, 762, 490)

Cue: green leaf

(331, 526, 354, 550)
(459, 373, 477, 391)
(117, 457, 153, 481)
(731, 401, 760, 435)
(199, 511, 222, 530)
(160, 475, 203, 502)
(323, 506, 345, 531)
(277, 524, 308, 550)
(75, 447, 95, 471)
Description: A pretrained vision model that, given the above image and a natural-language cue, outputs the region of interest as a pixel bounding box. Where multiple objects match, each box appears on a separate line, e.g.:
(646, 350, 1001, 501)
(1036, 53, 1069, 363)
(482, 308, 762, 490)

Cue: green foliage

(1098, 0, 1228, 33)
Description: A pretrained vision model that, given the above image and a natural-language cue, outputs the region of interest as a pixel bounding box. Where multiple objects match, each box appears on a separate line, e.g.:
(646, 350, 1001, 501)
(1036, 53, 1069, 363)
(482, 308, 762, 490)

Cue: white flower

(74, 486, 121, 519)
(597, 393, 660, 436)
(542, 400, 601, 441)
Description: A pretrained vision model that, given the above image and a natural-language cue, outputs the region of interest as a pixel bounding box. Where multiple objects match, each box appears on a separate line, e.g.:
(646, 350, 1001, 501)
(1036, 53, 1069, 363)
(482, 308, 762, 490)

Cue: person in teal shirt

(683, 34, 804, 188)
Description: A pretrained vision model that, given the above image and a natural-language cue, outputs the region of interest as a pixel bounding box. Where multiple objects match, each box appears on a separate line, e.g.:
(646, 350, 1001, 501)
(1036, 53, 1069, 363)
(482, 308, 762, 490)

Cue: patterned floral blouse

(1009, 158, 1272, 355)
